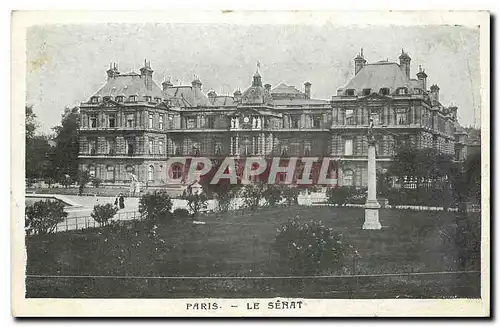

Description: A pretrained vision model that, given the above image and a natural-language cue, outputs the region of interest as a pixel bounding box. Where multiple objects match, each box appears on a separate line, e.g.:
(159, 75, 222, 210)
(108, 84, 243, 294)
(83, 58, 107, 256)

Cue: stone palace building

(78, 50, 468, 188)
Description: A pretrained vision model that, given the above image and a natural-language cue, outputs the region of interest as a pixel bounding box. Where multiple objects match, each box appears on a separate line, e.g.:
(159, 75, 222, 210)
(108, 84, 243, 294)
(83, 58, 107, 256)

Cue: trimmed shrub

(180, 191, 208, 217)
(91, 177, 102, 188)
(273, 216, 352, 274)
(25, 200, 68, 235)
(91, 203, 118, 227)
(282, 186, 300, 206)
(263, 184, 283, 206)
(139, 191, 173, 223)
(241, 183, 265, 210)
(326, 186, 354, 206)
(212, 184, 240, 213)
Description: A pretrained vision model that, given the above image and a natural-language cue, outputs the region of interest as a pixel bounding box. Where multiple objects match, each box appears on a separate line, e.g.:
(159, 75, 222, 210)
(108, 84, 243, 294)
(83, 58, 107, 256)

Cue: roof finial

(401, 48, 404, 55)
(419, 64, 422, 72)
(256, 60, 261, 72)
(360, 48, 364, 57)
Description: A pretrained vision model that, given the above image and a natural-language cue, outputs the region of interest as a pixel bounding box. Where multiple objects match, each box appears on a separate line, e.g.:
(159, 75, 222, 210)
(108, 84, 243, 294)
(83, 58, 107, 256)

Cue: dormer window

(103, 96, 111, 102)
(413, 88, 422, 95)
(129, 95, 138, 102)
(379, 88, 390, 95)
(144, 96, 152, 102)
(362, 88, 371, 96)
(397, 87, 408, 95)
(345, 89, 355, 96)
(155, 97, 162, 103)
(90, 96, 99, 104)
(116, 96, 124, 103)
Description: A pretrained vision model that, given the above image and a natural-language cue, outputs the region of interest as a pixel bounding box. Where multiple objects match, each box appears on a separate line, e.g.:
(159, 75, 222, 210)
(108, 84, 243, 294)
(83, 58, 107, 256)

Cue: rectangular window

(304, 141, 311, 156)
(89, 140, 97, 155)
(159, 140, 164, 155)
(107, 138, 116, 155)
(108, 114, 116, 128)
(344, 139, 353, 156)
(89, 114, 97, 128)
(252, 136, 259, 154)
(397, 112, 407, 125)
(126, 114, 134, 128)
(149, 139, 153, 155)
(312, 116, 322, 128)
(159, 114, 164, 130)
(345, 109, 354, 125)
(126, 138, 134, 156)
(290, 115, 300, 129)
(215, 141, 222, 155)
(187, 117, 197, 129)
(207, 116, 215, 129)
(149, 113, 154, 129)
(144, 96, 152, 102)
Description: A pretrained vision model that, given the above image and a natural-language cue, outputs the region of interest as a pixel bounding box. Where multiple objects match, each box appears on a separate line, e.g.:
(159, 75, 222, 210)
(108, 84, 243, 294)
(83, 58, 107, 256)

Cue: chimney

(416, 65, 428, 91)
(106, 62, 120, 80)
(264, 84, 271, 92)
(207, 90, 217, 98)
(304, 82, 311, 99)
(139, 59, 154, 90)
(354, 48, 367, 75)
(430, 84, 440, 105)
(399, 49, 411, 78)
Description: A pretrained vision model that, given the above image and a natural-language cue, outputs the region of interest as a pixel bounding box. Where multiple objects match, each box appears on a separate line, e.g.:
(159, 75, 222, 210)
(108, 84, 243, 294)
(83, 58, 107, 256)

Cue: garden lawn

(25, 206, 481, 298)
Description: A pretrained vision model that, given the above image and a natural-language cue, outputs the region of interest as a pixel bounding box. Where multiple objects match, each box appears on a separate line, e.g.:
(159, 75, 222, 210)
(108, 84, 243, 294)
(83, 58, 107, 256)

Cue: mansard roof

(163, 85, 210, 107)
(339, 61, 412, 94)
(92, 72, 164, 99)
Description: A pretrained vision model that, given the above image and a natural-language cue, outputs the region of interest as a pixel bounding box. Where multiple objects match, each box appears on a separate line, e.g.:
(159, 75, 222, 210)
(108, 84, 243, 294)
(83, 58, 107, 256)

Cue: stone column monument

(363, 118, 382, 230)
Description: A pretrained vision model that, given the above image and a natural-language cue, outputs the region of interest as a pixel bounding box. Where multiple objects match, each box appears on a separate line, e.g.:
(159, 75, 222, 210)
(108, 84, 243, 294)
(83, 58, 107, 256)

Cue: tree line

(25, 105, 81, 186)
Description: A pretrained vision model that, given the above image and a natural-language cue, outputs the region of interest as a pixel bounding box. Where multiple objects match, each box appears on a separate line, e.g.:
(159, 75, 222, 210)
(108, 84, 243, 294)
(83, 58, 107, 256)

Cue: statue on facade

(367, 116, 376, 145)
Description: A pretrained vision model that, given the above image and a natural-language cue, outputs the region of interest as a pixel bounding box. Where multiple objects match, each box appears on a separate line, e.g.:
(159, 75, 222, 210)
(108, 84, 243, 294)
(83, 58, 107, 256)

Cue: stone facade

(78, 55, 467, 188)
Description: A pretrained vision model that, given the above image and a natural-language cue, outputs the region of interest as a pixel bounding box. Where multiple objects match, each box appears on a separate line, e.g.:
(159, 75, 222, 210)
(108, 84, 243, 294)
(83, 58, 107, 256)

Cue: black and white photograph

(11, 10, 489, 317)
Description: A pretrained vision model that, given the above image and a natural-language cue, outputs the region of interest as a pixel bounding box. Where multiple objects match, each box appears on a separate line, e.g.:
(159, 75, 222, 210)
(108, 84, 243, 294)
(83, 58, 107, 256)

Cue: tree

(25, 200, 68, 235)
(25, 105, 52, 180)
(389, 146, 453, 189)
(77, 169, 91, 194)
(180, 190, 208, 217)
(139, 191, 173, 223)
(91, 204, 118, 227)
(50, 107, 80, 179)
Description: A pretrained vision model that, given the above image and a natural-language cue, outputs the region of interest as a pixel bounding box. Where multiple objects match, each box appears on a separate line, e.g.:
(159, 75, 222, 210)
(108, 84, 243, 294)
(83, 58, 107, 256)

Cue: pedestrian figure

(78, 184, 84, 196)
(119, 194, 125, 209)
(114, 194, 119, 209)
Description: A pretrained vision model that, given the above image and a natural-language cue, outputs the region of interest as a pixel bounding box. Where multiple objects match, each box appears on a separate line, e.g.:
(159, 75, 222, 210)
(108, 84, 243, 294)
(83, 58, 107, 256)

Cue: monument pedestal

(363, 200, 381, 230)
(362, 141, 381, 230)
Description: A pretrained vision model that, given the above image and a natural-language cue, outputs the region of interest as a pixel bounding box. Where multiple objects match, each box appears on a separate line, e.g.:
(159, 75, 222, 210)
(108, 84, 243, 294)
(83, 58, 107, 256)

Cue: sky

(26, 23, 481, 133)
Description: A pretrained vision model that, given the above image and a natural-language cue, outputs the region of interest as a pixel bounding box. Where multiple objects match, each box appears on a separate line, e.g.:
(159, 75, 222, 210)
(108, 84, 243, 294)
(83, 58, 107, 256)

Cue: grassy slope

(25, 206, 481, 298)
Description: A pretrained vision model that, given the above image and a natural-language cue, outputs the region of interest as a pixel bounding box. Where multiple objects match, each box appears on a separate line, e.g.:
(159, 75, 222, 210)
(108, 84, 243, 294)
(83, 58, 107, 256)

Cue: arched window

(342, 169, 353, 186)
(379, 88, 390, 95)
(106, 165, 114, 181)
(148, 165, 154, 182)
(88, 165, 96, 178)
(158, 165, 164, 183)
(172, 164, 183, 180)
(90, 96, 99, 103)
